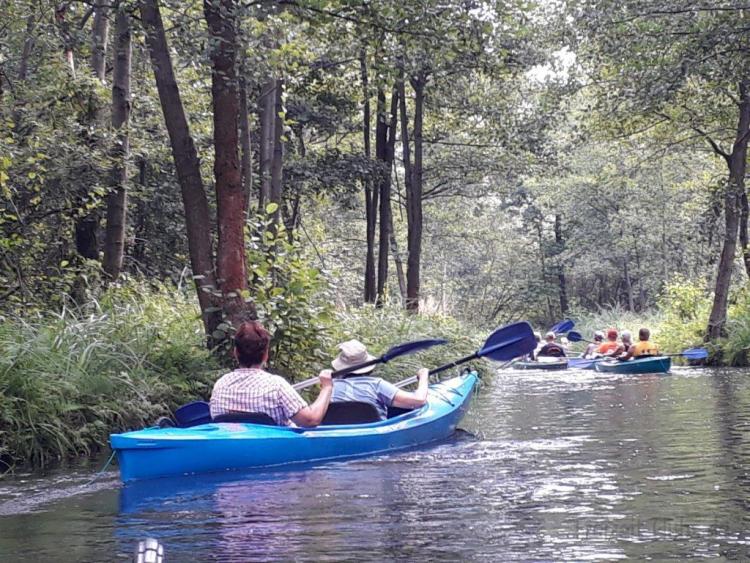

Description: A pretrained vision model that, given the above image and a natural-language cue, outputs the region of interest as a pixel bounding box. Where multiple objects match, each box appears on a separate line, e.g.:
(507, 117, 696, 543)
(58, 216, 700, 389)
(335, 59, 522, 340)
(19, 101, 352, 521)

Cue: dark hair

(639, 328, 650, 341)
(234, 321, 270, 367)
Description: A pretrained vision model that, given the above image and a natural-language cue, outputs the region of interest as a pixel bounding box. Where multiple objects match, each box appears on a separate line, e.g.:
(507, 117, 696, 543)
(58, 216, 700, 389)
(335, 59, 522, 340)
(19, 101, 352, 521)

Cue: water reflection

(3, 367, 750, 560)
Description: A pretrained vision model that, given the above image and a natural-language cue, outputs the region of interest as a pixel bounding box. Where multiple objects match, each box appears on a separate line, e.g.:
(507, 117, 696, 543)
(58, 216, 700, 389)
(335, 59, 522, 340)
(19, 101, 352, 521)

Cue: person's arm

(391, 368, 430, 409)
(291, 370, 333, 426)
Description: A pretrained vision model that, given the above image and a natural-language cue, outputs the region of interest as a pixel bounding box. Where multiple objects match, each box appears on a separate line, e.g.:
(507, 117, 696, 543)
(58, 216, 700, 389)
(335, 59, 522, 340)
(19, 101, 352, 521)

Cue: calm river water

(2, 366, 750, 561)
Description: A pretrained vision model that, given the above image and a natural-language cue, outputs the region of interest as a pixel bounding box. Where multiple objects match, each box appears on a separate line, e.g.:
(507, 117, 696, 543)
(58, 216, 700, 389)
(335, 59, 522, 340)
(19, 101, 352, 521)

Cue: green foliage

(327, 304, 493, 382)
(247, 213, 335, 380)
(0, 283, 221, 472)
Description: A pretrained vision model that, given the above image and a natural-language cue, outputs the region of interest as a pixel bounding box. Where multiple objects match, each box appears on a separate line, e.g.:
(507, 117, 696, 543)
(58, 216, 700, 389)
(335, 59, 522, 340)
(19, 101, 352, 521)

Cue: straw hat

(331, 339, 376, 374)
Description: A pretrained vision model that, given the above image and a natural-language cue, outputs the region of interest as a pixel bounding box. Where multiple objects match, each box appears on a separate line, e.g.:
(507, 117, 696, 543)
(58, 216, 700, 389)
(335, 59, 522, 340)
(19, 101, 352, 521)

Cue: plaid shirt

(210, 368, 308, 426)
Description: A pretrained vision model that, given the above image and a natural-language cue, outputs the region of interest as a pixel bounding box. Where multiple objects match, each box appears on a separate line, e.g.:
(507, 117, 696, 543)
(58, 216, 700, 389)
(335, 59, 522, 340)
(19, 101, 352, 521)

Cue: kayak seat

(212, 412, 277, 426)
(387, 406, 414, 419)
(174, 401, 212, 428)
(321, 401, 381, 425)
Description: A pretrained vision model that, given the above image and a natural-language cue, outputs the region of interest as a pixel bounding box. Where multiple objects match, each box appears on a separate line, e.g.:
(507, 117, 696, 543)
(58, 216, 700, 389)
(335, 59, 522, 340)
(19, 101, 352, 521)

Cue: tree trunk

(554, 214, 569, 314)
(18, 15, 36, 81)
(204, 0, 250, 323)
(707, 81, 750, 341)
(239, 73, 253, 216)
(375, 87, 399, 306)
(257, 77, 275, 212)
(103, 7, 131, 280)
(140, 0, 220, 338)
(389, 211, 407, 302)
(361, 51, 376, 304)
(269, 78, 284, 227)
(406, 74, 425, 313)
(740, 189, 750, 278)
(90, 0, 109, 82)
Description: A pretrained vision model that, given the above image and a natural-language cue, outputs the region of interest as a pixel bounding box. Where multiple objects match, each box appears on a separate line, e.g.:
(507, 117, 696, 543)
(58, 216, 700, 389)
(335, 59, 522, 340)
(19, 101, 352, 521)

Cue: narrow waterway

(1, 366, 750, 561)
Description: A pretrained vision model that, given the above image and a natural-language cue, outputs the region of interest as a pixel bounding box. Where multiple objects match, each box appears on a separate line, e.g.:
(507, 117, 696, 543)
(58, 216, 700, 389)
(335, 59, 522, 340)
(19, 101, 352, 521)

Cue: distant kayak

(594, 356, 671, 375)
(512, 358, 568, 370)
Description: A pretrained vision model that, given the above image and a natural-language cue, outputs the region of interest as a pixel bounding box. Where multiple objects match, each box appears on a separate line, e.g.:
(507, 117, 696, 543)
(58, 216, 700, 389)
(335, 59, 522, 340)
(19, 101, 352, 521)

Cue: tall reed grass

(0, 284, 220, 472)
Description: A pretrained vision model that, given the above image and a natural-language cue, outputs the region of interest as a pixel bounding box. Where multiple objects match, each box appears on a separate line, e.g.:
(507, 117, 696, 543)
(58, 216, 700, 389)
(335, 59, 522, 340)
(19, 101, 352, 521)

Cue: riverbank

(0, 284, 489, 473)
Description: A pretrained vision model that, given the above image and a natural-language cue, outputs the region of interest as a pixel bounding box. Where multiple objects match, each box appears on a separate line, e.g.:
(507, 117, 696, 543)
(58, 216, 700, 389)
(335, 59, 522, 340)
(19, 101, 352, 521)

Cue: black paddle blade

(567, 331, 584, 343)
(478, 321, 536, 361)
(550, 319, 575, 334)
(382, 339, 448, 362)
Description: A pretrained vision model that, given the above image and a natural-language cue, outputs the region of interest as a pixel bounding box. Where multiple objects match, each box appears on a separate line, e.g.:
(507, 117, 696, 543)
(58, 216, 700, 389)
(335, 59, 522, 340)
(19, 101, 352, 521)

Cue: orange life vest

(631, 340, 659, 357)
(597, 341, 619, 354)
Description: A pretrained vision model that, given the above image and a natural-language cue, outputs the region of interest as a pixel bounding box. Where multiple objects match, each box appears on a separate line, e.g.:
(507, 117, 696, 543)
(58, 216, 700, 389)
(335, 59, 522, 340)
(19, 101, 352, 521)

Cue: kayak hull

(513, 359, 568, 370)
(110, 372, 477, 482)
(568, 358, 598, 370)
(595, 356, 671, 374)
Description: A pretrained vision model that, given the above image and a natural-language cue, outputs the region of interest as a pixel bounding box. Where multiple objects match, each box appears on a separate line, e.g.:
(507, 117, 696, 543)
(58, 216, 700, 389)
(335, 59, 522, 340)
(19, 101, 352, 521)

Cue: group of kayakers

(210, 321, 429, 427)
(582, 327, 659, 360)
(528, 327, 659, 361)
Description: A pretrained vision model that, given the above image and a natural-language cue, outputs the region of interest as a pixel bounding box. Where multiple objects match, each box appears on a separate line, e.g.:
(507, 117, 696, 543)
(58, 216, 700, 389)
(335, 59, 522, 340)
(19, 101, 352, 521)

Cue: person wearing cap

(583, 331, 604, 359)
(210, 321, 333, 427)
(537, 332, 567, 358)
(331, 339, 430, 420)
(597, 329, 620, 356)
(619, 328, 659, 360)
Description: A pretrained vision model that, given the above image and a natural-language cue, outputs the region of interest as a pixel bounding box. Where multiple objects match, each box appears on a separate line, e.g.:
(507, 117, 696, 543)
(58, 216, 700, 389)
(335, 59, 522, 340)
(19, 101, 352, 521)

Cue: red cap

(607, 329, 618, 340)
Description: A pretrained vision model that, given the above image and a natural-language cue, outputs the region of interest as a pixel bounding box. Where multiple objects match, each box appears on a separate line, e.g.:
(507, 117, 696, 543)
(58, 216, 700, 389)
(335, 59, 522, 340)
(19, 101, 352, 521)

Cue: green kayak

(513, 358, 568, 371)
(594, 356, 671, 375)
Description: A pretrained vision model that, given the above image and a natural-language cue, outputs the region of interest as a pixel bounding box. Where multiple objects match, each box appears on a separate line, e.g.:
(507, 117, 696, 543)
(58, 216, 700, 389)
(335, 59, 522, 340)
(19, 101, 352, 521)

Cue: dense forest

(2, 0, 750, 467)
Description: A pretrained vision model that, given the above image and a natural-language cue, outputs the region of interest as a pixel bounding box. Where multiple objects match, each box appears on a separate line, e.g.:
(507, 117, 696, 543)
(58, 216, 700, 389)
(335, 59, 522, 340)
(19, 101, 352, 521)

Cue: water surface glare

(2, 367, 750, 561)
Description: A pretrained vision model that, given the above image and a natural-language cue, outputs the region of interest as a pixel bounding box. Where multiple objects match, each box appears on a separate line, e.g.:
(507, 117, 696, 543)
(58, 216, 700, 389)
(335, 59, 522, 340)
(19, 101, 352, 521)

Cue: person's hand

(417, 367, 429, 379)
(318, 369, 333, 388)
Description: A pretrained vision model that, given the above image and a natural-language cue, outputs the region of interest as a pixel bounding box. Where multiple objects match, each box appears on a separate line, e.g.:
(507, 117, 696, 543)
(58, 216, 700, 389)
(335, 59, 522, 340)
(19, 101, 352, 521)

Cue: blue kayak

(594, 356, 671, 374)
(568, 357, 599, 370)
(110, 372, 478, 482)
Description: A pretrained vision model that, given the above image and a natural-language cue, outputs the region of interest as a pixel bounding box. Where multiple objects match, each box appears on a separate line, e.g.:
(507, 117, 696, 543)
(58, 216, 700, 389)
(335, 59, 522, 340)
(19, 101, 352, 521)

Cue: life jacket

(597, 341, 618, 354)
(631, 340, 659, 357)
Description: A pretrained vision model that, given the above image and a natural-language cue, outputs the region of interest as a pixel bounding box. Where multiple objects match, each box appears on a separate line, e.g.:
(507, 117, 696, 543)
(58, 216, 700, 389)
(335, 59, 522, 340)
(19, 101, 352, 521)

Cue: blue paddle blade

(382, 339, 448, 362)
(681, 347, 708, 360)
(478, 321, 536, 361)
(567, 330, 584, 343)
(550, 319, 575, 334)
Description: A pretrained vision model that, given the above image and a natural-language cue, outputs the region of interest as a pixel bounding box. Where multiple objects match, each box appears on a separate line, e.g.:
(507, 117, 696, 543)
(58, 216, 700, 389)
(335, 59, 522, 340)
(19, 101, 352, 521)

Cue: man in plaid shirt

(211, 322, 332, 426)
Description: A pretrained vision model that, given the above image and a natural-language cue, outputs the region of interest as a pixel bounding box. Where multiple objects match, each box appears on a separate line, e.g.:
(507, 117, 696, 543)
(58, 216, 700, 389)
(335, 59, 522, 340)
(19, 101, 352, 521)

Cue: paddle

(566, 332, 708, 361)
(293, 338, 448, 391)
(395, 321, 536, 388)
(549, 319, 575, 335)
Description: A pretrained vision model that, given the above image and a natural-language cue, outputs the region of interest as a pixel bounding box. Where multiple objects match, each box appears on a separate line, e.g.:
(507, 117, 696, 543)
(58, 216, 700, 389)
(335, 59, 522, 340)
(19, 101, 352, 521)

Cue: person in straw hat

(331, 339, 430, 420)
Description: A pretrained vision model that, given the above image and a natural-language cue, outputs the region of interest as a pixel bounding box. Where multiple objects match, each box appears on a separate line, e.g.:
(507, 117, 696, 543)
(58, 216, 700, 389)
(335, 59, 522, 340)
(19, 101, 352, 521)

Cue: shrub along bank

(0, 284, 491, 473)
